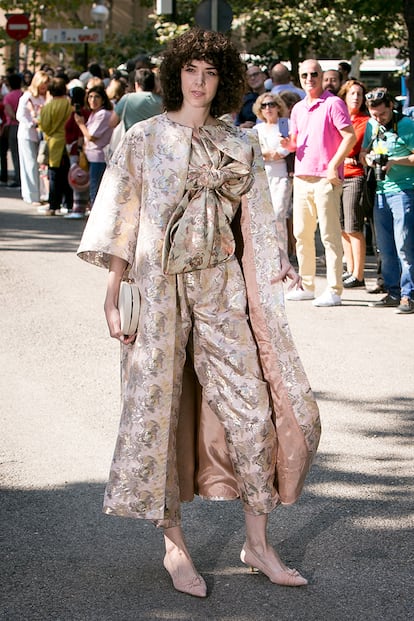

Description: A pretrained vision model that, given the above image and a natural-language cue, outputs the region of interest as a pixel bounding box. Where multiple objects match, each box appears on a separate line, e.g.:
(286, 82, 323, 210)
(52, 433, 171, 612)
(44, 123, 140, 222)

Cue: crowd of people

(1, 51, 413, 313)
(0, 55, 162, 218)
(231, 59, 414, 314)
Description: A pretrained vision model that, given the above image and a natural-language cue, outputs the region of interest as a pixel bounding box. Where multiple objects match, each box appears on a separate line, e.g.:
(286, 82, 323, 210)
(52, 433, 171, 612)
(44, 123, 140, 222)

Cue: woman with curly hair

(78, 28, 320, 597)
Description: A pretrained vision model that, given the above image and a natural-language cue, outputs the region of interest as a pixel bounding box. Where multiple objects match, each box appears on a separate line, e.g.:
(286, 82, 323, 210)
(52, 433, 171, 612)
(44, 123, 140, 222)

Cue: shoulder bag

(105, 96, 129, 163)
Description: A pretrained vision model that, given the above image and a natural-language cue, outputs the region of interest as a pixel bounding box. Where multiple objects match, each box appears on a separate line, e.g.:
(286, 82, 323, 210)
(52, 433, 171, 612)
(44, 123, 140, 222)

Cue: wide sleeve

(77, 126, 144, 270)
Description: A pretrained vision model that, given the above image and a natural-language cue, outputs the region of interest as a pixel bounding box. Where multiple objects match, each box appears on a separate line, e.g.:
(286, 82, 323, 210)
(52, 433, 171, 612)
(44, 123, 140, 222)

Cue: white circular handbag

(118, 281, 140, 336)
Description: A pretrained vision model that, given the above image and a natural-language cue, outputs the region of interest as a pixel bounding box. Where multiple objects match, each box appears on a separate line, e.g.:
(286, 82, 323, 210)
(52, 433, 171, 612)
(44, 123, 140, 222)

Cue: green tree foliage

(232, 0, 405, 67)
(0, 0, 84, 66)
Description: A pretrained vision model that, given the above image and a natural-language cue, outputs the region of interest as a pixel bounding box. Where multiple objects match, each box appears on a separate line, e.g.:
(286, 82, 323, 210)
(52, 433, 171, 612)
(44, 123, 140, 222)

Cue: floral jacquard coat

(78, 114, 321, 521)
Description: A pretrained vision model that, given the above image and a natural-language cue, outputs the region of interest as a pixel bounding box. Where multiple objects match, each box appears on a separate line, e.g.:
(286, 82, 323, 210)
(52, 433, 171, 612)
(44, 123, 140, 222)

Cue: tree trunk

(288, 37, 301, 86)
(403, 0, 414, 104)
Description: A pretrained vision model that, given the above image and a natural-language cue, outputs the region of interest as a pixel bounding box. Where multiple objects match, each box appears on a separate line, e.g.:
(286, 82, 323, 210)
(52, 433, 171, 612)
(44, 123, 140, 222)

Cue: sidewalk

(1, 191, 413, 621)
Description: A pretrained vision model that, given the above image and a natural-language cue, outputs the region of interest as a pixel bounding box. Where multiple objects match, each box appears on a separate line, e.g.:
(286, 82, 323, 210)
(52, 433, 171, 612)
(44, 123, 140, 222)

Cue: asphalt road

(1, 189, 413, 621)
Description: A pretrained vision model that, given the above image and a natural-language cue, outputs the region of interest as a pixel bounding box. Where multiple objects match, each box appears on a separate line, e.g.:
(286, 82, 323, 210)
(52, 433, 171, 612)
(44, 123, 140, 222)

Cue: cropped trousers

(155, 257, 279, 528)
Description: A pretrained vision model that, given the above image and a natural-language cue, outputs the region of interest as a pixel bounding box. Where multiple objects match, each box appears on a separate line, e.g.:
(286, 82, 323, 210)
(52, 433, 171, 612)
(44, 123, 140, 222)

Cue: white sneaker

(286, 288, 315, 301)
(312, 290, 342, 307)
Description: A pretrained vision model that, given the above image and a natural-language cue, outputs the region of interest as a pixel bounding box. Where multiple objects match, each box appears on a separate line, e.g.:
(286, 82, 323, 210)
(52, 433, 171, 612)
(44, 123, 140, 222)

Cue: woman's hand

(104, 299, 136, 344)
(271, 248, 302, 291)
(280, 135, 295, 152)
(74, 113, 85, 126)
(262, 150, 282, 162)
(105, 256, 136, 344)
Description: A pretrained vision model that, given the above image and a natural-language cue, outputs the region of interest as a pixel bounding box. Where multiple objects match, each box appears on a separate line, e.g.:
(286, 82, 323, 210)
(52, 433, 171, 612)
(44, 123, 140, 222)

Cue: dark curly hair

(160, 28, 246, 117)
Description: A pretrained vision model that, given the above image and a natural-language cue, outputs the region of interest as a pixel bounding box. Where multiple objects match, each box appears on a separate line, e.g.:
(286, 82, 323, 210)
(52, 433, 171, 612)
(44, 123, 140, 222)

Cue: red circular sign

(6, 14, 31, 41)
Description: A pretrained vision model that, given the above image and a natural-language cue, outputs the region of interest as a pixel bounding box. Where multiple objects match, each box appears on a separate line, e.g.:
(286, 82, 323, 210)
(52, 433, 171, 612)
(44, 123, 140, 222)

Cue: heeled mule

(240, 545, 308, 587)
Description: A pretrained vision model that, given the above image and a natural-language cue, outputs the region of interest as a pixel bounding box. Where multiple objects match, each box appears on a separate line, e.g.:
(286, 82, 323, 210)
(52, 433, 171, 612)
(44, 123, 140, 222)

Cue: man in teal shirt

(361, 89, 414, 314)
(110, 68, 162, 132)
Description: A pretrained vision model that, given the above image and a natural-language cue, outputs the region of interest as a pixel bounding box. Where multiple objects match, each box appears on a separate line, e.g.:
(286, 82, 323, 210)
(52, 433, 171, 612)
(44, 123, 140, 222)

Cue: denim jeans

(89, 161, 106, 206)
(374, 189, 414, 298)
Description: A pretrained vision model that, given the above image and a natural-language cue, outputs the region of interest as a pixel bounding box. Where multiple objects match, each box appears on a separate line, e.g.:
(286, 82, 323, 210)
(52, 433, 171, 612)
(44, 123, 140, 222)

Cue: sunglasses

(301, 71, 319, 79)
(366, 90, 387, 101)
(260, 101, 277, 109)
(247, 72, 262, 79)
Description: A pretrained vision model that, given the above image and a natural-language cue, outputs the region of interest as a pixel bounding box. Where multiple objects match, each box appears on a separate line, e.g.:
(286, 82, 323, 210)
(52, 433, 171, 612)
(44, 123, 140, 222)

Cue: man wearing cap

(361, 88, 414, 314)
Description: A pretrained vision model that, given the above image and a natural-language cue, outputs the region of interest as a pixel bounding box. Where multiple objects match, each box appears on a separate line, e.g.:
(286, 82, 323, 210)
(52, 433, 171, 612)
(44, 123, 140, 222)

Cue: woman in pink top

(75, 84, 113, 206)
(3, 73, 23, 187)
(338, 79, 369, 288)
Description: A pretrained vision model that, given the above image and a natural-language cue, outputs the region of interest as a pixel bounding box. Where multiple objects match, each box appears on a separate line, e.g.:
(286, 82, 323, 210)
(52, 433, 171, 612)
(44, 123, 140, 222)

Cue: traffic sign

(42, 29, 103, 44)
(6, 14, 31, 41)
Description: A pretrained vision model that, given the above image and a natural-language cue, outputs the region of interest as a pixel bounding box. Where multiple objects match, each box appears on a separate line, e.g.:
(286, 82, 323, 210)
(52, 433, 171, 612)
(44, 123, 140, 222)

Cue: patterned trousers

(155, 257, 279, 528)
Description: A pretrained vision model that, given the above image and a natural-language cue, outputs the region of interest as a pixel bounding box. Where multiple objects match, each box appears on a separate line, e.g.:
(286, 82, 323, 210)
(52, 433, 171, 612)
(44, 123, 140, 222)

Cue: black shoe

(343, 275, 365, 288)
(367, 285, 386, 294)
(394, 296, 414, 314)
(342, 271, 352, 281)
(368, 294, 400, 308)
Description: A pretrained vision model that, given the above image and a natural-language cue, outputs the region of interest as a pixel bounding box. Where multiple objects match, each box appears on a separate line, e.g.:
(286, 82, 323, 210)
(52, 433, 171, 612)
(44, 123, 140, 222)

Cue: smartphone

(278, 117, 289, 138)
(74, 103, 82, 114)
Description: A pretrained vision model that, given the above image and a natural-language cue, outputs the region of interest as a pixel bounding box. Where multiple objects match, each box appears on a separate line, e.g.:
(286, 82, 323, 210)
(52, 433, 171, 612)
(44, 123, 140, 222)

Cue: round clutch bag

(118, 281, 140, 336)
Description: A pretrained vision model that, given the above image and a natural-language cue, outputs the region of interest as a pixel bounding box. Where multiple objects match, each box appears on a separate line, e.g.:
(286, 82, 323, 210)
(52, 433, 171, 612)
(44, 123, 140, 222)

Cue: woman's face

(180, 59, 219, 111)
(38, 82, 48, 97)
(345, 85, 364, 113)
(260, 97, 280, 123)
(88, 92, 103, 111)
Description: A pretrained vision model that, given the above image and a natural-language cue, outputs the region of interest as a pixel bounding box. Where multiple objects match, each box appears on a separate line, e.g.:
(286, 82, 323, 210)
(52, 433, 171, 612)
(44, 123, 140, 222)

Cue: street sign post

(195, 0, 233, 32)
(6, 14, 31, 41)
(42, 29, 103, 44)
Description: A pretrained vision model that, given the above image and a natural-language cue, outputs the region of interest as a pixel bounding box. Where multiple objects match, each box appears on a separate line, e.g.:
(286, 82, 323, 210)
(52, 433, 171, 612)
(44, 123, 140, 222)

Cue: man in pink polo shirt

(283, 59, 356, 306)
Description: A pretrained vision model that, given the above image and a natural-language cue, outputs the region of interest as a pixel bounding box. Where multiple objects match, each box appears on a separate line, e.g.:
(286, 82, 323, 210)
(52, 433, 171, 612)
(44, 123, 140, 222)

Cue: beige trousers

(293, 176, 344, 295)
(155, 258, 279, 528)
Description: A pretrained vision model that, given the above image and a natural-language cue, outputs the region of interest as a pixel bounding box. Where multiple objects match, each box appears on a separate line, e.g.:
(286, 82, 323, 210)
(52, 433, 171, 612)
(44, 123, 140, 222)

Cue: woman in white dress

(16, 71, 50, 205)
(253, 93, 292, 253)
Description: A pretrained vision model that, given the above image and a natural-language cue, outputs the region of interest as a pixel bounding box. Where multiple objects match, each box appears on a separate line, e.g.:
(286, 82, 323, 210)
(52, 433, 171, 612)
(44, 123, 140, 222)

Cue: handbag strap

(119, 94, 129, 125)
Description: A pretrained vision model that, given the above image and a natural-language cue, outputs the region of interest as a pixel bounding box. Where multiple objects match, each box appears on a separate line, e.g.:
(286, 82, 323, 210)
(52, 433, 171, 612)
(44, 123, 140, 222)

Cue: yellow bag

(78, 149, 89, 172)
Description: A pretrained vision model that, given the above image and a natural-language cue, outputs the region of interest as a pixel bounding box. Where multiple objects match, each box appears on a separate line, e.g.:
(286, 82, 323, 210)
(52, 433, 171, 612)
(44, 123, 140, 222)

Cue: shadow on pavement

(1, 393, 413, 621)
(0, 204, 86, 254)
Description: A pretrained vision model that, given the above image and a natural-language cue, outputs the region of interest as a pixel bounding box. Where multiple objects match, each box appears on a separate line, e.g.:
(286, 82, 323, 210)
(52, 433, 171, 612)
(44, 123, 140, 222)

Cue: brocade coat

(78, 114, 321, 521)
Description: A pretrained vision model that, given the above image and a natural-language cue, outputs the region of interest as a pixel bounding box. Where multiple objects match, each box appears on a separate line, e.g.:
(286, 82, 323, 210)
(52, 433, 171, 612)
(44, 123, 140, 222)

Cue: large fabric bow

(162, 133, 254, 275)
